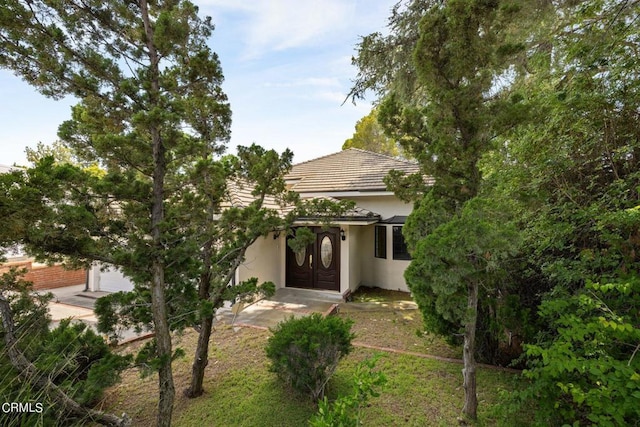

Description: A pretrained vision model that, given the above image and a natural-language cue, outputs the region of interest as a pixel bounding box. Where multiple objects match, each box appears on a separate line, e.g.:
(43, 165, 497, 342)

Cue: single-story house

(88, 149, 425, 297)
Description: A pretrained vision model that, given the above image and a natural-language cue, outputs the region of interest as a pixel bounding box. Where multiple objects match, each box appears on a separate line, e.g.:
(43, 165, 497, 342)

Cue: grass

(337, 308, 462, 360)
(98, 294, 525, 426)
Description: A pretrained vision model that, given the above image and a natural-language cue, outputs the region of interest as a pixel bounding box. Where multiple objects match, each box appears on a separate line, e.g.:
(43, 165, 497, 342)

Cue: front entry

(286, 227, 340, 291)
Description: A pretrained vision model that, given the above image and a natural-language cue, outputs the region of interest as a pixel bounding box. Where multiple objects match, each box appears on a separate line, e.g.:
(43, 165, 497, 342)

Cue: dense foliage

(0, 270, 130, 426)
(0, 1, 233, 423)
(266, 314, 355, 401)
(342, 108, 399, 157)
(485, 1, 640, 423)
(351, 0, 640, 422)
(513, 279, 640, 426)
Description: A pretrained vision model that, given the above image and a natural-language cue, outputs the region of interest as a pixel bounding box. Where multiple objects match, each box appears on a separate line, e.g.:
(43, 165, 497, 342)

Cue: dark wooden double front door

(286, 227, 340, 291)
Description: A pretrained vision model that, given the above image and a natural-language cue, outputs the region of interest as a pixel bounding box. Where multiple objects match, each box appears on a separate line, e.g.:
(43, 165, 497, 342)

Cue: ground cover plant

(309, 355, 387, 427)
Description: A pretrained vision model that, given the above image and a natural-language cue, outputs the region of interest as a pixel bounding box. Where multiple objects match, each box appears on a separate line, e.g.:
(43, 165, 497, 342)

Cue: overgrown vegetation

(309, 355, 387, 427)
(0, 270, 130, 426)
(102, 322, 521, 426)
(350, 0, 640, 423)
(266, 314, 355, 401)
(509, 279, 640, 426)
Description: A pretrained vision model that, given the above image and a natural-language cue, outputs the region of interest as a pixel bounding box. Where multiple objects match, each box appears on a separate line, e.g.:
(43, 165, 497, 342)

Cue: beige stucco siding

(238, 232, 282, 287)
(339, 232, 349, 294)
(341, 195, 412, 219)
(359, 225, 411, 292)
(346, 225, 363, 293)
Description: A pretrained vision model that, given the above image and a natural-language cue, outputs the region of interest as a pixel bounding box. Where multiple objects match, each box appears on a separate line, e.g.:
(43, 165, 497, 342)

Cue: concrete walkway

(44, 284, 102, 326)
(216, 287, 340, 330)
(42, 285, 344, 341)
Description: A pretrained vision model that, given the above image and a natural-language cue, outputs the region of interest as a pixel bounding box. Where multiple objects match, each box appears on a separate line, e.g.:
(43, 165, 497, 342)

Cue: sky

(0, 0, 397, 167)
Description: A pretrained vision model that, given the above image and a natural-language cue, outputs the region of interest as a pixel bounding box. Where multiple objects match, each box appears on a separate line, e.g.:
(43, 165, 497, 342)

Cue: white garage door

(99, 267, 134, 293)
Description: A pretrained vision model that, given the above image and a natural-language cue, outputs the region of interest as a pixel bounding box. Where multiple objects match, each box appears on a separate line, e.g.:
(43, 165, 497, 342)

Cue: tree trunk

(140, 1, 175, 425)
(462, 280, 479, 420)
(185, 313, 214, 397)
(185, 240, 213, 398)
(150, 261, 175, 427)
(0, 295, 130, 427)
(149, 139, 174, 426)
(186, 246, 250, 398)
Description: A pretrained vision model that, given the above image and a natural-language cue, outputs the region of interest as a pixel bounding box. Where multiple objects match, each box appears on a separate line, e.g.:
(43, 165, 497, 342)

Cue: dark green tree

(0, 2, 230, 425)
(93, 144, 298, 399)
(489, 0, 640, 422)
(349, 0, 534, 419)
(0, 269, 131, 426)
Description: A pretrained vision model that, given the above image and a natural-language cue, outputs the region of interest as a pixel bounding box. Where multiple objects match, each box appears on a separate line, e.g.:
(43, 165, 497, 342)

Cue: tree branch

(0, 294, 130, 427)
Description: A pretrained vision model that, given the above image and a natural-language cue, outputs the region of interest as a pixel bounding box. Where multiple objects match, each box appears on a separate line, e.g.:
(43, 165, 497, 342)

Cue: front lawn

(99, 305, 525, 426)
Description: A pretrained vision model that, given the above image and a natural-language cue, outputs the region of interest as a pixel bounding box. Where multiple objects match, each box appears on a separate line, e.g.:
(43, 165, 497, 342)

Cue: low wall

(0, 261, 87, 290)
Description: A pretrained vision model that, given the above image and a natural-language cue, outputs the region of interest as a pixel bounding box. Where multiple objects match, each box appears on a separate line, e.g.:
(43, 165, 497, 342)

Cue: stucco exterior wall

(341, 195, 412, 219)
(346, 225, 363, 293)
(238, 232, 282, 287)
(88, 264, 133, 292)
(359, 225, 411, 292)
(339, 232, 349, 294)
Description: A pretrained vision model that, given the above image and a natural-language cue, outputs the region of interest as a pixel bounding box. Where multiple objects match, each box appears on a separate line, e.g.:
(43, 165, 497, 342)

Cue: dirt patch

(349, 286, 412, 303)
(337, 308, 461, 360)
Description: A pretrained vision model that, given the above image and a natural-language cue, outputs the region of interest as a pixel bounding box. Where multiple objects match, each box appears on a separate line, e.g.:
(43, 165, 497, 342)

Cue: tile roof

(379, 215, 408, 224)
(223, 180, 380, 220)
(0, 164, 18, 174)
(294, 195, 381, 221)
(223, 180, 289, 213)
(217, 150, 429, 221)
(286, 148, 423, 193)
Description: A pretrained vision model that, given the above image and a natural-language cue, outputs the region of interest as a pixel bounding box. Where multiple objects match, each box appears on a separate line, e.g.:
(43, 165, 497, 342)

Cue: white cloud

(200, 0, 358, 58)
(263, 77, 341, 88)
(313, 90, 349, 104)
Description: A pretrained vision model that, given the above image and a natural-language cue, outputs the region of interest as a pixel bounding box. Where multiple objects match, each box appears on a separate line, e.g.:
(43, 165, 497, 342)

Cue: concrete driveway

(44, 284, 149, 343)
(45, 284, 101, 324)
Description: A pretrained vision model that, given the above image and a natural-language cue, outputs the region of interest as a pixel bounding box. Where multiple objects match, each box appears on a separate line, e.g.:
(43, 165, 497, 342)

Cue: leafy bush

(0, 270, 131, 426)
(33, 319, 132, 406)
(309, 355, 387, 427)
(266, 313, 354, 400)
(507, 279, 640, 426)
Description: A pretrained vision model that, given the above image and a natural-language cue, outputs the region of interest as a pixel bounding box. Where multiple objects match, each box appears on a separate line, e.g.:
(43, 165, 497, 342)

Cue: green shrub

(266, 313, 354, 400)
(309, 355, 387, 427)
(34, 319, 132, 406)
(0, 270, 131, 426)
(507, 279, 640, 426)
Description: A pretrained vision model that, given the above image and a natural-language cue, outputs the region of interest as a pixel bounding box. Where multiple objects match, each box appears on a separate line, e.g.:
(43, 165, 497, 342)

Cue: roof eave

(293, 218, 380, 226)
(297, 190, 396, 198)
